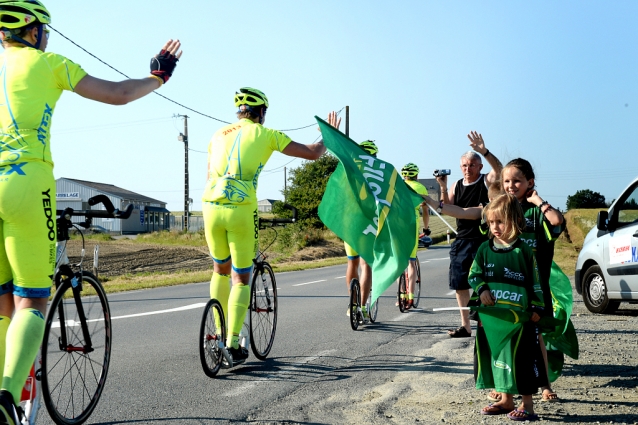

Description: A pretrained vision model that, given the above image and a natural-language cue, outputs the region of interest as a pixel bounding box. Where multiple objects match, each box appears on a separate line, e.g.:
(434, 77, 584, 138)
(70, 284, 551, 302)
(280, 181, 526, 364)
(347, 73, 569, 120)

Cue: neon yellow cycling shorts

(0, 161, 55, 298)
(203, 202, 258, 274)
(344, 241, 359, 260)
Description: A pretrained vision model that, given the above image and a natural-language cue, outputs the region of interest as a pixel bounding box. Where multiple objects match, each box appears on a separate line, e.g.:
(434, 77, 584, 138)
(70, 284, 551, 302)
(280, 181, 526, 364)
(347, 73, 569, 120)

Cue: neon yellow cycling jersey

(405, 179, 428, 258)
(0, 47, 87, 167)
(202, 118, 292, 206)
(405, 179, 428, 214)
(405, 179, 428, 197)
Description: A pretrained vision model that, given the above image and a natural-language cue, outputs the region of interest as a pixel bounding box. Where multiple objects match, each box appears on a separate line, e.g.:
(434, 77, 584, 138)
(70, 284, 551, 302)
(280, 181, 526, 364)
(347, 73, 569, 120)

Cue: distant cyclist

(400, 163, 429, 309)
(345, 140, 378, 320)
(203, 87, 340, 365)
(0, 1, 182, 422)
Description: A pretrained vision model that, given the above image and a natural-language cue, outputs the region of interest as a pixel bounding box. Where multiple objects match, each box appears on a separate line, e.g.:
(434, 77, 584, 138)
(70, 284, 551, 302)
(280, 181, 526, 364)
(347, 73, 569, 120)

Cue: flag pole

(424, 203, 458, 234)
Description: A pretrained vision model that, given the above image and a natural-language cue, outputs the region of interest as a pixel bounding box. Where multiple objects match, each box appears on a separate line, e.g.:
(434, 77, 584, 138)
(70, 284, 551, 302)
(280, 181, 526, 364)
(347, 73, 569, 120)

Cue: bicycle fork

(55, 268, 94, 354)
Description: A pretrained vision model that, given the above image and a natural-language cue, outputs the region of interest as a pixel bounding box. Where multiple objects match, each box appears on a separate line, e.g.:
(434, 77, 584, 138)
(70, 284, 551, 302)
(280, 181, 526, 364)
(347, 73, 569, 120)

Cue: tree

(272, 154, 339, 227)
(566, 189, 606, 210)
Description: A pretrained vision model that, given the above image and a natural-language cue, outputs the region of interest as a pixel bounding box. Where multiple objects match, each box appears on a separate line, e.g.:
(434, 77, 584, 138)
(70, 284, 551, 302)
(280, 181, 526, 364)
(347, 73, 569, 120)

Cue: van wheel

(582, 265, 620, 314)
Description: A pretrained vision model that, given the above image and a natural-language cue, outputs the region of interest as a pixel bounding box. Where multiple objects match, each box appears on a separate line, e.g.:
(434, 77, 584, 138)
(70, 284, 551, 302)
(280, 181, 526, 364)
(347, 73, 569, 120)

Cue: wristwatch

(436, 200, 444, 213)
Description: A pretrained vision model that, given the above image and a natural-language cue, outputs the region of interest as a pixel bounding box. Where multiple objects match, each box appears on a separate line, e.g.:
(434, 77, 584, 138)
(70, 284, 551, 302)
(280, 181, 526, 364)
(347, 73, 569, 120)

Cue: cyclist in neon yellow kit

(0, 1, 182, 422)
(400, 163, 429, 309)
(344, 140, 378, 319)
(203, 87, 339, 365)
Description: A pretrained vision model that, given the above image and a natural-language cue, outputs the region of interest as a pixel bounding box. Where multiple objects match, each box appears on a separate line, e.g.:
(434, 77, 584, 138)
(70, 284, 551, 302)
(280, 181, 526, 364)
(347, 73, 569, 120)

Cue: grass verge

(93, 256, 348, 294)
(74, 210, 598, 296)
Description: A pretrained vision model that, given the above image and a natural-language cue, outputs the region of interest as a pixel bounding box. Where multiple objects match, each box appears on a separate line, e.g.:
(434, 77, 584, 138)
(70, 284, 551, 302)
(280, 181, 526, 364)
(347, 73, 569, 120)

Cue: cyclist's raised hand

(150, 39, 183, 84)
(326, 110, 341, 130)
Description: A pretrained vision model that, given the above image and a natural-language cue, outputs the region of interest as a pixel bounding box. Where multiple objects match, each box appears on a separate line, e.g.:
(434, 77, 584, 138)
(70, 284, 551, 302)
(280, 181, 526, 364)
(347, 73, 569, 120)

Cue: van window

(617, 185, 638, 226)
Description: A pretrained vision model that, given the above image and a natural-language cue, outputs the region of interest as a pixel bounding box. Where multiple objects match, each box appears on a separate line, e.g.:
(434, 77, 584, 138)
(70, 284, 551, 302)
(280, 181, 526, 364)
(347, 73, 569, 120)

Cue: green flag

(470, 306, 560, 357)
(316, 117, 423, 304)
(543, 261, 580, 380)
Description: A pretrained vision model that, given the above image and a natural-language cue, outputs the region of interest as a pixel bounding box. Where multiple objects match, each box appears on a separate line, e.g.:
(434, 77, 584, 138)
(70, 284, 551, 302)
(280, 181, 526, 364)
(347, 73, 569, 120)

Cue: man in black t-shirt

(436, 131, 502, 337)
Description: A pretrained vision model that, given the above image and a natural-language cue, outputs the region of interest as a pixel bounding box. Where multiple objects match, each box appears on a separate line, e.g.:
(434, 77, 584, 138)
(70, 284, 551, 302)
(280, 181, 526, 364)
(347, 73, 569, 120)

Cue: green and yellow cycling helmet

(234, 87, 269, 108)
(359, 140, 378, 157)
(401, 163, 419, 178)
(0, 0, 51, 28)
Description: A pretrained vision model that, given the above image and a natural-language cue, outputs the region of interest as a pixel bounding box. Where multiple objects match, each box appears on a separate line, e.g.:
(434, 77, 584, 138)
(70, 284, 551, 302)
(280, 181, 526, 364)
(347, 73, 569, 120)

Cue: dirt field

(63, 239, 214, 276)
(62, 238, 346, 277)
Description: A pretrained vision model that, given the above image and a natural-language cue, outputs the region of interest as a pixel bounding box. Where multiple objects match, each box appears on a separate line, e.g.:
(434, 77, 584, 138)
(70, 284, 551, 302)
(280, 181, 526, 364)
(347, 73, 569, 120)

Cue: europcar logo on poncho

(494, 360, 512, 373)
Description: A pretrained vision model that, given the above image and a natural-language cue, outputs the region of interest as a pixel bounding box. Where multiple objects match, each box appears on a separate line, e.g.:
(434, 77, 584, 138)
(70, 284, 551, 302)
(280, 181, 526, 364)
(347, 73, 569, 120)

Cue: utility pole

(345, 105, 349, 138)
(284, 166, 287, 200)
(175, 114, 189, 232)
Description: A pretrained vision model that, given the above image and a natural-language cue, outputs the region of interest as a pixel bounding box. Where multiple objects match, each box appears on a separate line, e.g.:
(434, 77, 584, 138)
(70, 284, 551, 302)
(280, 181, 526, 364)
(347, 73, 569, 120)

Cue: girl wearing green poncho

(469, 194, 547, 421)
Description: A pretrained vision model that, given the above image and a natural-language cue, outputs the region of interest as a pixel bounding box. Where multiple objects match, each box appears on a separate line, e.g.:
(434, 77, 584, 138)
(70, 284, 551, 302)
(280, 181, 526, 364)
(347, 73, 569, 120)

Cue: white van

(575, 177, 638, 313)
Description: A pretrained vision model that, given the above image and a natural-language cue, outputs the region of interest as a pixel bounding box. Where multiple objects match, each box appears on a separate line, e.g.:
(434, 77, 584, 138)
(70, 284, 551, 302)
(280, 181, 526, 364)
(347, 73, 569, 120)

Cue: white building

(56, 178, 170, 234)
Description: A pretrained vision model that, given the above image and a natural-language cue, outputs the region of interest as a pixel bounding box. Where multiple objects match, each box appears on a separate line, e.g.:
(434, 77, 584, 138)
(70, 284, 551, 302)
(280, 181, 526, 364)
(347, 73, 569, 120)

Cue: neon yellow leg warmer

(226, 284, 250, 349)
(3, 309, 44, 403)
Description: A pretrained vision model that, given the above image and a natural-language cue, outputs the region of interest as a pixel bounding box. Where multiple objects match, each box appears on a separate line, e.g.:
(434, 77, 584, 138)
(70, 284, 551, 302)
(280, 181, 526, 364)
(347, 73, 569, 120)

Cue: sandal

(480, 404, 512, 415)
(507, 408, 539, 421)
(447, 326, 471, 338)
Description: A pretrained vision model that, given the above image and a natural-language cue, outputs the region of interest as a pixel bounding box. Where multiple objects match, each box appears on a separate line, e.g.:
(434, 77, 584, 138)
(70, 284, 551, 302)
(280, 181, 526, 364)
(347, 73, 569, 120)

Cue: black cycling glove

(150, 49, 179, 84)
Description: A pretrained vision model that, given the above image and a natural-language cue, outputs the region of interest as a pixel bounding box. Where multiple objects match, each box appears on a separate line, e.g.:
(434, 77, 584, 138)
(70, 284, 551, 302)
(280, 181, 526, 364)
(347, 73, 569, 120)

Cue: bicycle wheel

(41, 271, 111, 425)
(413, 258, 421, 308)
(249, 262, 278, 360)
(397, 273, 407, 313)
(349, 279, 360, 330)
(199, 299, 226, 377)
(367, 292, 378, 323)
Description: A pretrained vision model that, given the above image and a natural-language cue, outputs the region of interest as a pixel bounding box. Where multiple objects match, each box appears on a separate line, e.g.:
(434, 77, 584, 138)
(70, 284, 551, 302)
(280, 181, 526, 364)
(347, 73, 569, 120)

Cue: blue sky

(48, 1, 637, 212)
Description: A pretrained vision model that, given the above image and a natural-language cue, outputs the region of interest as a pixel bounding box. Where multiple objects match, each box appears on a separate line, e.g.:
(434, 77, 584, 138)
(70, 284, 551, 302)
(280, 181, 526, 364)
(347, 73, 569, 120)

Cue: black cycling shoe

(0, 390, 21, 425)
(228, 346, 249, 366)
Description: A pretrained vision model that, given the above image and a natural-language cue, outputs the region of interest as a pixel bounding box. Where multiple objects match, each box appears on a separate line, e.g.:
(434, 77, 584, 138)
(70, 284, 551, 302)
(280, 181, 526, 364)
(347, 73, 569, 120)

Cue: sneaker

(406, 299, 413, 310)
(362, 306, 369, 320)
(0, 390, 21, 425)
(228, 346, 249, 366)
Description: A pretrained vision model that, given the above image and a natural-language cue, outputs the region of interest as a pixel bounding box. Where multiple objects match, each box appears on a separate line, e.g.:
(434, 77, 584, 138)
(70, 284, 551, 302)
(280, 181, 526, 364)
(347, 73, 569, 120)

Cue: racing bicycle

(348, 278, 378, 331)
(397, 253, 421, 312)
(199, 204, 297, 377)
(30, 195, 132, 425)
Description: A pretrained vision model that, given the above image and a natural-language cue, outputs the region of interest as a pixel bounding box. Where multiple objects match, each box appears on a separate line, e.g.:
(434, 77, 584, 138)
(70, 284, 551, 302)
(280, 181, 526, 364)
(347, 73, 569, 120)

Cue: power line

(50, 26, 341, 131)
(53, 117, 172, 134)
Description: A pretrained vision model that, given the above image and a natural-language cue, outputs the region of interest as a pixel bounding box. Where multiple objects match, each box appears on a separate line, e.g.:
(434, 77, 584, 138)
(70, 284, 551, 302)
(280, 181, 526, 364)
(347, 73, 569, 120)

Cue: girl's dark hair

(502, 158, 536, 190)
(482, 194, 525, 241)
(503, 158, 535, 179)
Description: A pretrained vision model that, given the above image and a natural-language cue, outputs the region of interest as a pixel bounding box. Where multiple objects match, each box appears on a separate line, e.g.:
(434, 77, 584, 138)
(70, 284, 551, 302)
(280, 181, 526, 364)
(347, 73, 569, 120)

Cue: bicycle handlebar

(56, 196, 134, 220)
(259, 203, 298, 226)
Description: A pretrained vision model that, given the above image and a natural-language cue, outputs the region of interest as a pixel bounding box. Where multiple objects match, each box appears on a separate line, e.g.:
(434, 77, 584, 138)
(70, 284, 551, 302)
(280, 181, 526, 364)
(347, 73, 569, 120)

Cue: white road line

(223, 349, 337, 397)
(51, 302, 207, 328)
(446, 290, 456, 296)
(430, 257, 450, 261)
(292, 279, 326, 287)
(335, 275, 346, 279)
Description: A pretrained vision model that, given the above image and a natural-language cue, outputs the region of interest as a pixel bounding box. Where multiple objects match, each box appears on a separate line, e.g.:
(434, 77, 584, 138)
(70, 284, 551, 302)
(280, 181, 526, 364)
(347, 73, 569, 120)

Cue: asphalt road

(38, 245, 463, 425)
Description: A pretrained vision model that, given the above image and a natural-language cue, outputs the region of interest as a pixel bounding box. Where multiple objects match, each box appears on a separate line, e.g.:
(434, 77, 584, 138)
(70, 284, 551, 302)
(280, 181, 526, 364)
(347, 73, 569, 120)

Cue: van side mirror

(597, 210, 609, 231)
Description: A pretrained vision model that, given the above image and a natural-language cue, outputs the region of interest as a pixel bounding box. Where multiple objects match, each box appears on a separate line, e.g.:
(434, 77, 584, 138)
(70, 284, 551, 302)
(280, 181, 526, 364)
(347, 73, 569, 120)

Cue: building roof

(58, 178, 165, 205)
(258, 199, 280, 205)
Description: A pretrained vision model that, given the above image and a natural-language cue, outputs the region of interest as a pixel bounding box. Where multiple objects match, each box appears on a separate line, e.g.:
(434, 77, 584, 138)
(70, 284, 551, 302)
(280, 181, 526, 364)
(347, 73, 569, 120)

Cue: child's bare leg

(538, 334, 559, 401)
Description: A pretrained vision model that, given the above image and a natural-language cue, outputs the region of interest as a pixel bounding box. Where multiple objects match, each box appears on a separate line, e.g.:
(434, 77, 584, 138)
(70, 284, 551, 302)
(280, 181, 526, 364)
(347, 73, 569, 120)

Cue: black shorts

(449, 238, 484, 291)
